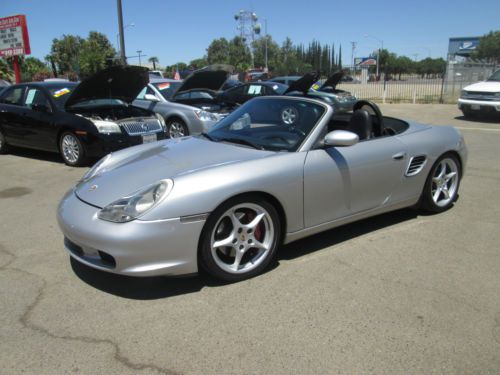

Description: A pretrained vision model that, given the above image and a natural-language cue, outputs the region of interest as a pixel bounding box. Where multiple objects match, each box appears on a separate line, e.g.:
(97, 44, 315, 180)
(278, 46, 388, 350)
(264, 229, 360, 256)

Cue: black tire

(461, 109, 473, 119)
(166, 118, 189, 138)
(59, 131, 87, 166)
(199, 196, 281, 282)
(419, 153, 461, 213)
(0, 129, 10, 154)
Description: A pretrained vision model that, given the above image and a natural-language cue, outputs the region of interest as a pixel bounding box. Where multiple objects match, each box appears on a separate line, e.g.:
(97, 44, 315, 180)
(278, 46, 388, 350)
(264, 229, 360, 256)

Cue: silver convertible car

(58, 97, 467, 281)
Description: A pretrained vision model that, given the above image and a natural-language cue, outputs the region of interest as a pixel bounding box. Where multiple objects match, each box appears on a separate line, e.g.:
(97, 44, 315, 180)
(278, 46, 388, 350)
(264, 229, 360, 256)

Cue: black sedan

(0, 66, 167, 166)
(218, 81, 288, 109)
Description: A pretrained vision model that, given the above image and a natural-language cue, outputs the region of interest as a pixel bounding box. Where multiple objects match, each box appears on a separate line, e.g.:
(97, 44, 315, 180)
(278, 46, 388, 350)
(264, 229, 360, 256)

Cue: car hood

(283, 72, 319, 95)
(176, 65, 233, 93)
(75, 137, 273, 208)
(319, 72, 343, 90)
(65, 66, 149, 108)
(463, 81, 500, 93)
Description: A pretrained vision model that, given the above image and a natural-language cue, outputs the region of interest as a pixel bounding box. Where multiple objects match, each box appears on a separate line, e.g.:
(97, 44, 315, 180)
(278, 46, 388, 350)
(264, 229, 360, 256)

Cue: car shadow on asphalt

(70, 208, 418, 300)
(7, 147, 64, 164)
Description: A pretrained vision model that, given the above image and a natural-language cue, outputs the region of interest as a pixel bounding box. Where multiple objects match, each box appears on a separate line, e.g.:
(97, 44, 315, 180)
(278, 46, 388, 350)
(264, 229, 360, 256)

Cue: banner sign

(355, 57, 377, 66)
(0, 15, 31, 57)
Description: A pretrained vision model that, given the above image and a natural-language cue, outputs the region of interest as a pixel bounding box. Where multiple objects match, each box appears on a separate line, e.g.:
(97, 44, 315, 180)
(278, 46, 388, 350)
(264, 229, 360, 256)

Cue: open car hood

(176, 65, 233, 93)
(65, 66, 149, 108)
(319, 71, 344, 90)
(283, 72, 319, 95)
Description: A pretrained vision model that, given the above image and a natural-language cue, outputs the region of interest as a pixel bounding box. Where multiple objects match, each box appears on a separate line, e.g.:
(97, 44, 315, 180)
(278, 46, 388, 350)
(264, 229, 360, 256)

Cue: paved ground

(1, 104, 499, 374)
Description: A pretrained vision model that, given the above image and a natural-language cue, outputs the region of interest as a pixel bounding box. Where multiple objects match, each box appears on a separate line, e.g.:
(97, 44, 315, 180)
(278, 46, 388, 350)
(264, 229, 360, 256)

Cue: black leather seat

(347, 109, 373, 140)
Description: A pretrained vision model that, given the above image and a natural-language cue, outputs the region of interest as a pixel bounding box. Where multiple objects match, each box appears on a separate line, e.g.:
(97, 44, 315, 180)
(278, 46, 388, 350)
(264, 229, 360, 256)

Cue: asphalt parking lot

(1, 104, 499, 374)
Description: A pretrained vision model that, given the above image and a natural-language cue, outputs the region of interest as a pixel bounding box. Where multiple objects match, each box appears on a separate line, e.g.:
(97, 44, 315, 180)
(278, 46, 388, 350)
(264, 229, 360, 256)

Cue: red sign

(0, 15, 31, 57)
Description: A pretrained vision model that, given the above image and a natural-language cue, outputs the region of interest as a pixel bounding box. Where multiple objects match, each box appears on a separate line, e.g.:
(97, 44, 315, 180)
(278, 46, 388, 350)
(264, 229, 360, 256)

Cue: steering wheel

(353, 100, 384, 137)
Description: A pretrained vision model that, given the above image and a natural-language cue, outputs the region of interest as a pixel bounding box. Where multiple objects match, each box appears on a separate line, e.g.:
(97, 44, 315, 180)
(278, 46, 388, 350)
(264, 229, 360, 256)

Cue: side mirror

(324, 130, 359, 147)
(32, 103, 51, 113)
(144, 94, 160, 102)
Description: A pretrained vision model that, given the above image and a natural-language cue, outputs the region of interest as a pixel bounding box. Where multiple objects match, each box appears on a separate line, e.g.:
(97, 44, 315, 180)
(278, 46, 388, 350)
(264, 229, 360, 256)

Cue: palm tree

(148, 56, 159, 70)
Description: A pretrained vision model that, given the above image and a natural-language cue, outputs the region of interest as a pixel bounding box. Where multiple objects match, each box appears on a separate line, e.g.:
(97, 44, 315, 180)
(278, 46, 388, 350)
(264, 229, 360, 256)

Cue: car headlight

(495, 92, 500, 98)
(194, 109, 218, 122)
(98, 179, 173, 223)
(460, 90, 468, 98)
(81, 154, 112, 182)
(155, 113, 166, 129)
(92, 119, 122, 134)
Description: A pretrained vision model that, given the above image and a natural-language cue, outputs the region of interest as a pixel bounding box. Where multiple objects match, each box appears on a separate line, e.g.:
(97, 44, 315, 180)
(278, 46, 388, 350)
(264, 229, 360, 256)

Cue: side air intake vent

(406, 155, 427, 176)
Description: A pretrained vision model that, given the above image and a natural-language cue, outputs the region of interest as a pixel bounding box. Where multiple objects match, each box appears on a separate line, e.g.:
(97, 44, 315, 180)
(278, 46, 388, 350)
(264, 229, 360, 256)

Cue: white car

(458, 69, 500, 117)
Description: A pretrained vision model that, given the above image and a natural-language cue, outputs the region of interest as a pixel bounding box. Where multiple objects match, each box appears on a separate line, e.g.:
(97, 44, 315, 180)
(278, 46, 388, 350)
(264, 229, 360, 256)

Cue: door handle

(392, 152, 406, 160)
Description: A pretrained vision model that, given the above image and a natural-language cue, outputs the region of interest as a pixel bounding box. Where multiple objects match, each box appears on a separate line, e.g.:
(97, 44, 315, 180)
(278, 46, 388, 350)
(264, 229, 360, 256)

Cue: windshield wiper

(218, 137, 264, 150)
(200, 132, 218, 142)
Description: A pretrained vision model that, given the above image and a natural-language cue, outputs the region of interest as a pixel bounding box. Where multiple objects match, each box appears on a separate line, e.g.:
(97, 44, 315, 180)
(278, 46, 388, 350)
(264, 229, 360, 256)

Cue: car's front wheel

(166, 118, 189, 138)
(420, 153, 461, 213)
(0, 129, 10, 154)
(199, 196, 281, 281)
(59, 132, 87, 166)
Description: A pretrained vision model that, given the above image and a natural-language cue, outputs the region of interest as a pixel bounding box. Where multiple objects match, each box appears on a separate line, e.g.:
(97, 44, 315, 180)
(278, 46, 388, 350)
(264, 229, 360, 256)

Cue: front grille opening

(64, 237, 84, 257)
(98, 251, 116, 268)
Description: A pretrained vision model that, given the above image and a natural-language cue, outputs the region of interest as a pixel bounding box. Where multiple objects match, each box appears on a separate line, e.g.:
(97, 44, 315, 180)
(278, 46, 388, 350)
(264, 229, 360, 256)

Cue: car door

(133, 85, 160, 112)
(303, 136, 408, 228)
(0, 86, 28, 146)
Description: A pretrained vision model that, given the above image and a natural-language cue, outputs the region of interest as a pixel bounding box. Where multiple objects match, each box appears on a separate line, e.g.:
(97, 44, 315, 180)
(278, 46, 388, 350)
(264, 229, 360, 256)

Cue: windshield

(152, 81, 183, 100)
(487, 70, 500, 82)
(48, 83, 78, 109)
(270, 83, 288, 94)
(207, 98, 325, 152)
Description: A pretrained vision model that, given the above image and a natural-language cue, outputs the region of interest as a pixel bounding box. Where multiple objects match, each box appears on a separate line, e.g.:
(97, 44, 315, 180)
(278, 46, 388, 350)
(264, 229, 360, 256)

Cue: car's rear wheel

(166, 118, 188, 138)
(199, 196, 281, 281)
(59, 132, 87, 166)
(0, 129, 10, 154)
(420, 153, 461, 213)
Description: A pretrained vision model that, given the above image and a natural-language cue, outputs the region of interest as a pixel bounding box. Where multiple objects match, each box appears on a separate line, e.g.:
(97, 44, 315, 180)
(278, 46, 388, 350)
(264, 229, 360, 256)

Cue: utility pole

(350, 41, 357, 72)
(137, 50, 143, 66)
(116, 0, 127, 65)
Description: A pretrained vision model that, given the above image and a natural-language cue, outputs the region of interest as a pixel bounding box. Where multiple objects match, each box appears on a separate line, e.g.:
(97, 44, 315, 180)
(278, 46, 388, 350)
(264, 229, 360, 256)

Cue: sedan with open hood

(0, 66, 166, 166)
(58, 96, 467, 282)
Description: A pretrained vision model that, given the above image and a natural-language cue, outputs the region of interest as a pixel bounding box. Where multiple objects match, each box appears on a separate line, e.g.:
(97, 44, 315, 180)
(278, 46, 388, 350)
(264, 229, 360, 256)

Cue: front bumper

(57, 190, 206, 277)
(458, 99, 500, 113)
(79, 131, 168, 158)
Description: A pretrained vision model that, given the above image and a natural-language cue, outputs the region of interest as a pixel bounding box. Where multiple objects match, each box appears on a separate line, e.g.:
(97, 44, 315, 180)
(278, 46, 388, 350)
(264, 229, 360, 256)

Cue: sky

(1, 0, 499, 67)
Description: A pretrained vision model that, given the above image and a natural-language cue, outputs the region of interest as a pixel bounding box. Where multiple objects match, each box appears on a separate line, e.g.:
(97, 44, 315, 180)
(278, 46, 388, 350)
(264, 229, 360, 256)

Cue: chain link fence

(336, 63, 498, 104)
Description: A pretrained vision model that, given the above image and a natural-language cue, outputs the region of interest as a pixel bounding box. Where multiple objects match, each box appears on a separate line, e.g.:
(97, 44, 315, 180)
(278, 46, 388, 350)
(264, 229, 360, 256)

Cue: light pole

(116, 0, 126, 64)
(116, 22, 135, 61)
(364, 34, 383, 77)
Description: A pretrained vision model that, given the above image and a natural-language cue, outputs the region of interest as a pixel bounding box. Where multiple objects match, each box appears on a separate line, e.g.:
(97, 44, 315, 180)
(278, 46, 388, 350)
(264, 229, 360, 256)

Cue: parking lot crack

(1, 245, 180, 374)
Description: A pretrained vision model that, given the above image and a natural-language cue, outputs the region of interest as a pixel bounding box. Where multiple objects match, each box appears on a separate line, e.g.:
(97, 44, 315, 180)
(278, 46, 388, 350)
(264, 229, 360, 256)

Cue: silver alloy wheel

(168, 121, 186, 138)
(431, 157, 459, 207)
(281, 107, 298, 125)
(61, 134, 80, 164)
(210, 203, 274, 274)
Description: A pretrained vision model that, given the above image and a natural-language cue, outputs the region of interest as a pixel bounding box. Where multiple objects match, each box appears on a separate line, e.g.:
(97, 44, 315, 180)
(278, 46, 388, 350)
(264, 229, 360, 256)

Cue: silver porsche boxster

(58, 97, 467, 281)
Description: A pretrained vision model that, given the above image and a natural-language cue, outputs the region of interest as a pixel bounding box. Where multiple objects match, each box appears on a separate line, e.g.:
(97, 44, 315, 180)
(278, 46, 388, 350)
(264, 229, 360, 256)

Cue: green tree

(0, 58, 13, 81)
(473, 31, 500, 64)
(252, 36, 279, 70)
(228, 36, 251, 71)
(49, 34, 84, 74)
(20, 57, 50, 81)
(79, 31, 116, 78)
(189, 57, 208, 69)
(207, 38, 230, 64)
(148, 56, 159, 70)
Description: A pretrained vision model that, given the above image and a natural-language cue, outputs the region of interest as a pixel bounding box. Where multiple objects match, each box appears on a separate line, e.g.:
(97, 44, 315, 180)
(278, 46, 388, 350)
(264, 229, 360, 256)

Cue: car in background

(458, 69, 500, 118)
(58, 97, 467, 282)
(218, 81, 288, 109)
(0, 66, 166, 166)
(269, 72, 357, 112)
(171, 67, 233, 113)
(133, 78, 220, 138)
